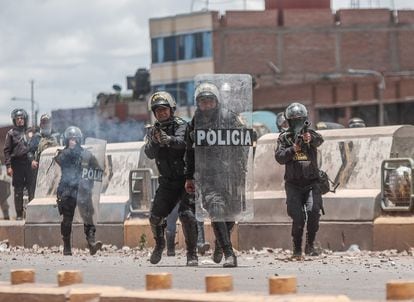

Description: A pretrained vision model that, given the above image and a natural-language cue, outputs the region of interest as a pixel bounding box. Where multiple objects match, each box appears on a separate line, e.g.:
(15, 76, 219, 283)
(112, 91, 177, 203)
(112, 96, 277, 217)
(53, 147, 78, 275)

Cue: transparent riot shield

(74, 138, 106, 225)
(193, 74, 254, 222)
(35, 146, 62, 200)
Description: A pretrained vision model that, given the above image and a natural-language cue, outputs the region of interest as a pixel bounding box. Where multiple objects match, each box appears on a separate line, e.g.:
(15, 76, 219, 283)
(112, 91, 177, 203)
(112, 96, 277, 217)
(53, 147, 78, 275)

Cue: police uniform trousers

(11, 158, 34, 218)
(150, 177, 197, 253)
(60, 196, 97, 240)
(285, 182, 322, 246)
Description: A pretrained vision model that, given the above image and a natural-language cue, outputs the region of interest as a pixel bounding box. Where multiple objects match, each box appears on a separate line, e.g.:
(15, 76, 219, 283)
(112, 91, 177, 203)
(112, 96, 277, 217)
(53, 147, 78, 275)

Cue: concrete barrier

(248, 125, 414, 251)
(24, 141, 157, 249)
(3, 126, 414, 251)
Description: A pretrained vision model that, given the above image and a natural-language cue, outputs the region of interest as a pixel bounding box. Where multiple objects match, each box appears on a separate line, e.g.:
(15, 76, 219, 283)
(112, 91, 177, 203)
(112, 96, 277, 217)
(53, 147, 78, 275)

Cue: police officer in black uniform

(30, 114, 59, 193)
(4, 109, 34, 220)
(185, 82, 245, 268)
(144, 91, 198, 266)
(348, 117, 366, 128)
(55, 126, 103, 256)
(276, 112, 289, 133)
(275, 102, 324, 259)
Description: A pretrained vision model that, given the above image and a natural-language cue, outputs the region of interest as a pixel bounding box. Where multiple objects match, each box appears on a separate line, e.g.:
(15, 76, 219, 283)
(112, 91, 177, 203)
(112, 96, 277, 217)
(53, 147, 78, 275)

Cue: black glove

(148, 128, 160, 144)
(159, 130, 172, 145)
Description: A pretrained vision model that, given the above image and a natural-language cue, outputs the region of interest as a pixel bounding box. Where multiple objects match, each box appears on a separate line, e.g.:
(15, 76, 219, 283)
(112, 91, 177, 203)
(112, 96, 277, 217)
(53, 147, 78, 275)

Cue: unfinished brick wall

(337, 9, 391, 25)
(282, 9, 333, 27)
(283, 31, 336, 73)
(216, 31, 278, 75)
(397, 31, 414, 70)
(214, 8, 414, 115)
(223, 10, 278, 27)
(265, 0, 330, 10)
(398, 10, 414, 24)
(340, 30, 391, 71)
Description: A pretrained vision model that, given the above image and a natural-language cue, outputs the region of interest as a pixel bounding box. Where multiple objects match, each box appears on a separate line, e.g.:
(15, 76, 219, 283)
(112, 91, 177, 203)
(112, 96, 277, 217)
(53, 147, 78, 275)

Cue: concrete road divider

(269, 275, 297, 295)
(386, 280, 414, 300)
(205, 275, 233, 293)
(10, 269, 35, 285)
(58, 270, 83, 287)
(145, 273, 172, 290)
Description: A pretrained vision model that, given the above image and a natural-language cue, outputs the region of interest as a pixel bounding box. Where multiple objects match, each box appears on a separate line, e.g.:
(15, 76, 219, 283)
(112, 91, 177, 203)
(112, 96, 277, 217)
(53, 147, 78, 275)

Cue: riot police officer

(3, 109, 34, 220)
(55, 126, 102, 256)
(30, 114, 59, 192)
(185, 82, 245, 268)
(348, 117, 366, 128)
(275, 102, 324, 259)
(276, 112, 289, 133)
(144, 91, 198, 266)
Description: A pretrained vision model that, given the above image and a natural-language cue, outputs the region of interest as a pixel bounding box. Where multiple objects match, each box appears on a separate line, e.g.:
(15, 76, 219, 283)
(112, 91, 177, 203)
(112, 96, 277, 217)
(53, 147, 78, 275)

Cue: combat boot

(3, 210, 9, 220)
(186, 252, 198, 267)
(212, 240, 223, 263)
(305, 233, 319, 256)
(150, 237, 165, 264)
(85, 225, 102, 256)
(223, 253, 237, 268)
(166, 231, 176, 256)
(197, 221, 210, 255)
(291, 238, 303, 260)
(63, 236, 72, 256)
(180, 213, 199, 266)
(212, 221, 236, 267)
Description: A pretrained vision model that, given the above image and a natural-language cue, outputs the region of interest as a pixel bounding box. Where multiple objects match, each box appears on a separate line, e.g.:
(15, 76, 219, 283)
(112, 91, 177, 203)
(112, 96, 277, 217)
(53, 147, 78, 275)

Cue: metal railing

(381, 158, 414, 212)
(128, 168, 158, 217)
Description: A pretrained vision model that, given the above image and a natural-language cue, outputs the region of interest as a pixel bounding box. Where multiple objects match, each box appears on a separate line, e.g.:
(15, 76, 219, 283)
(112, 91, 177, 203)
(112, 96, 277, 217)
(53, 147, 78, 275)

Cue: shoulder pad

(174, 117, 186, 125)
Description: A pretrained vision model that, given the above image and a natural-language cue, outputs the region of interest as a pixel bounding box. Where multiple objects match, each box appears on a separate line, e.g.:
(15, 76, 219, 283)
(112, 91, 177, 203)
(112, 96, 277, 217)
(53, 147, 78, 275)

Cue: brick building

(149, 0, 414, 126)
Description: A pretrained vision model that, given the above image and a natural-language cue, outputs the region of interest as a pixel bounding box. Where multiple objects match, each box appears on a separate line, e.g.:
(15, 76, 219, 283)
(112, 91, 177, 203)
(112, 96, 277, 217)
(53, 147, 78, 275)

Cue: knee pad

(149, 215, 165, 227)
(179, 209, 196, 224)
(14, 187, 24, 198)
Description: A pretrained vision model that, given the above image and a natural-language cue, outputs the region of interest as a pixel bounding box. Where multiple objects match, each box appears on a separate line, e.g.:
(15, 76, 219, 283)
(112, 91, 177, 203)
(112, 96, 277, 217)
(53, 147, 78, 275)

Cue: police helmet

(194, 82, 220, 105)
(276, 112, 288, 132)
(63, 126, 83, 147)
(40, 114, 52, 135)
(285, 102, 308, 132)
(11, 108, 29, 127)
(285, 102, 308, 120)
(40, 114, 50, 123)
(148, 91, 176, 114)
(348, 117, 366, 128)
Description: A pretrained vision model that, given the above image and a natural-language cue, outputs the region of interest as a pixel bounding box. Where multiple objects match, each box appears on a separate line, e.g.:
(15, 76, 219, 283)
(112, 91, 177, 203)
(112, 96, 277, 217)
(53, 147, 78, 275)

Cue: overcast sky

(0, 0, 413, 126)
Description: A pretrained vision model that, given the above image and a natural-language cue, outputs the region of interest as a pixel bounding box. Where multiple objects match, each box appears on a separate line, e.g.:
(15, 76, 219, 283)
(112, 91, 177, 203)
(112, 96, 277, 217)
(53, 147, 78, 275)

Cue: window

(351, 105, 377, 127)
(163, 36, 176, 62)
(193, 32, 203, 58)
(177, 35, 186, 61)
(185, 34, 194, 60)
(151, 31, 212, 63)
(151, 81, 195, 107)
(151, 38, 164, 63)
(202, 31, 212, 57)
(318, 108, 345, 123)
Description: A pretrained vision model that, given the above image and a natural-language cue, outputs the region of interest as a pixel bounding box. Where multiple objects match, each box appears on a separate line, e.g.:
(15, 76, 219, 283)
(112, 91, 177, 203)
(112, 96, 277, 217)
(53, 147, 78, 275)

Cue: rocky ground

(1, 240, 414, 301)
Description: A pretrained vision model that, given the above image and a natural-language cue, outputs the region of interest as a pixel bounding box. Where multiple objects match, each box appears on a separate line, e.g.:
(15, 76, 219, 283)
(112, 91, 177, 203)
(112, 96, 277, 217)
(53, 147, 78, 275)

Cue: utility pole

(30, 79, 35, 128)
